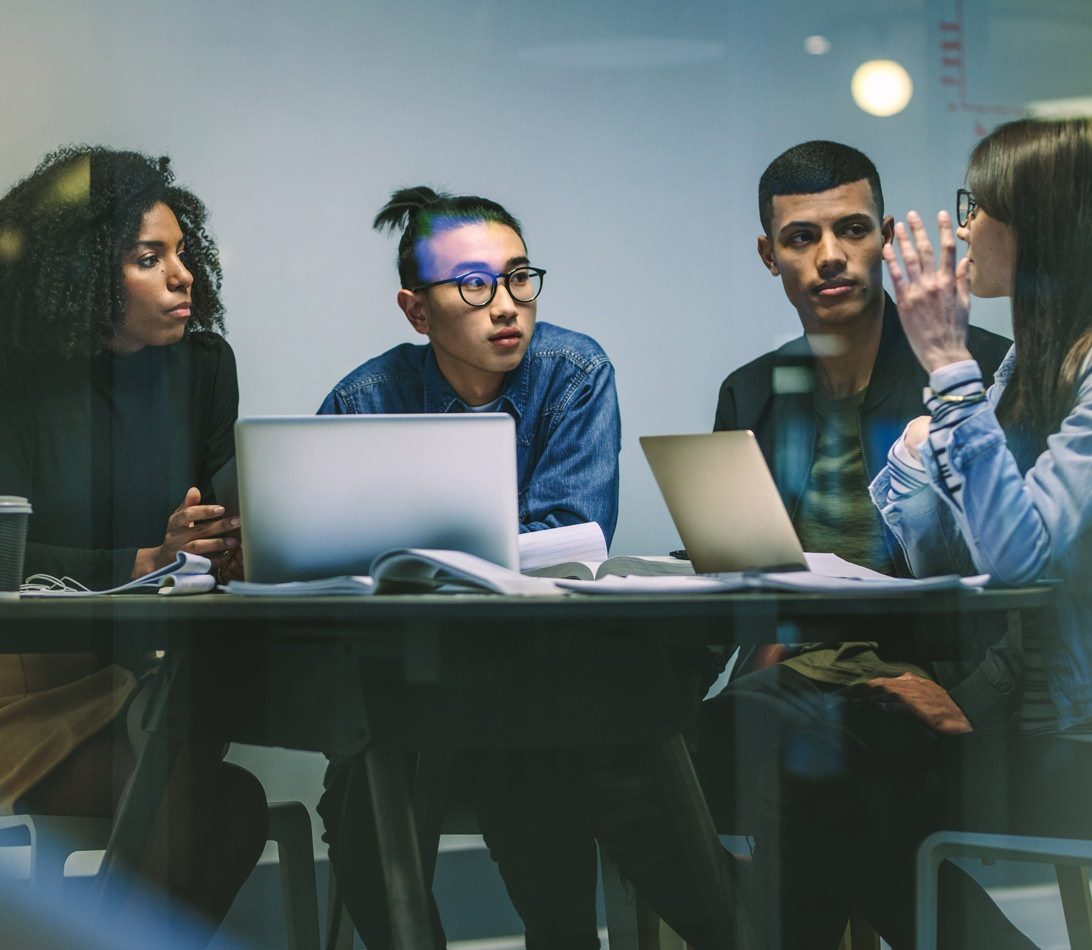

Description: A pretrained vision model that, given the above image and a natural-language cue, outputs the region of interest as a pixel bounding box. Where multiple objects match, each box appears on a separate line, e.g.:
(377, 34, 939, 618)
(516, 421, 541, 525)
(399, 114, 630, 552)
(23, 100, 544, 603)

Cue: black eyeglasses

(412, 266, 547, 308)
(956, 189, 978, 227)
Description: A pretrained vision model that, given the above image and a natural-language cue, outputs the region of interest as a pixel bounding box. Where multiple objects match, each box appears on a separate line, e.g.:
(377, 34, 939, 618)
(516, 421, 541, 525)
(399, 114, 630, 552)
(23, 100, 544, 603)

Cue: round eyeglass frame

(956, 189, 977, 228)
(412, 266, 547, 308)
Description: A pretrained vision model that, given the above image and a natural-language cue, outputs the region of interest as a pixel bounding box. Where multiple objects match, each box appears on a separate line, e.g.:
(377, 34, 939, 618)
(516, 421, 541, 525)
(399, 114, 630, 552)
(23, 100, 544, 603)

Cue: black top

(0, 332, 238, 589)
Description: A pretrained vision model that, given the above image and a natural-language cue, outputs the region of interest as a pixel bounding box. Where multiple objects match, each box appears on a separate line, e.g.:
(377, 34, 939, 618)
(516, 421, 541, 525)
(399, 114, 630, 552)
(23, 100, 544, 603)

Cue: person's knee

(218, 761, 269, 854)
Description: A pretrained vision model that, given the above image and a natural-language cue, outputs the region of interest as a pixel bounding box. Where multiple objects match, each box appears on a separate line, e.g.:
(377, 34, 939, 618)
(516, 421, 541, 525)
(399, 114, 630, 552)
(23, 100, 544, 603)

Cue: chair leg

(1056, 864, 1092, 950)
(652, 911, 687, 950)
(849, 913, 881, 950)
(267, 801, 321, 950)
(599, 847, 688, 950)
(600, 850, 636, 947)
(915, 833, 946, 950)
(325, 865, 355, 950)
(652, 733, 740, 948)
(601, 849, 654, 949)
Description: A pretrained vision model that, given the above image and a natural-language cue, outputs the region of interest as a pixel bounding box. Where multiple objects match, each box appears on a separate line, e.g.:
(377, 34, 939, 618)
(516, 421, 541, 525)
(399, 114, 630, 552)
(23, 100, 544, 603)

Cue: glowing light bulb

(851, 59, 913, 117)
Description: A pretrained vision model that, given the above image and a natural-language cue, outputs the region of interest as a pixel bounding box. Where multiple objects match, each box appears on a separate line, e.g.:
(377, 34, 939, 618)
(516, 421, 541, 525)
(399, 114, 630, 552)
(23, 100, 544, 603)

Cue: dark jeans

(699, 664, 1040, 949)
(318, 637, 733, 949)
(319, 743, 732, 950)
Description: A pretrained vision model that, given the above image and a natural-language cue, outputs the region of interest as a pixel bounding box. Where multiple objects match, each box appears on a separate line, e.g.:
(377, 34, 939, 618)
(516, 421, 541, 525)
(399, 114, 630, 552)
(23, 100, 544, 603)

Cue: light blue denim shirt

(318, 321, 621, 545)
(870, 347, 1092, 729)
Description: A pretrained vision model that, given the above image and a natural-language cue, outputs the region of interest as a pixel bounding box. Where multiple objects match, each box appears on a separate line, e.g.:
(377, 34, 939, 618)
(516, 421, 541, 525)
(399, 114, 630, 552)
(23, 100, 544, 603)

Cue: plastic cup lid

(0, 496, 32, 514)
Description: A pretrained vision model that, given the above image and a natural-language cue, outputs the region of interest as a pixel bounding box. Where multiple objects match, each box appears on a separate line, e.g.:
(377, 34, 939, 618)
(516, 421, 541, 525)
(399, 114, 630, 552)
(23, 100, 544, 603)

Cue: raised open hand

(883, 210, 973, 373)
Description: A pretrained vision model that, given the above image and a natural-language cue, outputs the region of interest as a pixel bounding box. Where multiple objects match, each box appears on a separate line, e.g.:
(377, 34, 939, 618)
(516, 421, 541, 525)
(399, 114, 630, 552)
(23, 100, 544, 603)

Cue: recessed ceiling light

(851, 59, 914, 117)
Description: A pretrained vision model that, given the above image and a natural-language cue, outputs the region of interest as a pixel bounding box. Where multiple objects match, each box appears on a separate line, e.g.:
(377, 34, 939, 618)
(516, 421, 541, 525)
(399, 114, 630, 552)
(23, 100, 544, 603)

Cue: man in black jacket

(701, 141, 1033, 948)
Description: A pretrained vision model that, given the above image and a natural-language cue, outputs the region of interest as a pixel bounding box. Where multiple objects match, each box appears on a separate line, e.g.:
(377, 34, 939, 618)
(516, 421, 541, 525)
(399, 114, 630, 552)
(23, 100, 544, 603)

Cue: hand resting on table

(131, 486, 241, 579)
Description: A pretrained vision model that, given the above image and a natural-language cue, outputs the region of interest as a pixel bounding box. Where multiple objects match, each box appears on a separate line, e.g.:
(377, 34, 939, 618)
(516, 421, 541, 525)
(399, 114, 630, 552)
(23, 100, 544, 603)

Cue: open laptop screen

(236, 414, 520, 582)
(640, 430, 807, 575)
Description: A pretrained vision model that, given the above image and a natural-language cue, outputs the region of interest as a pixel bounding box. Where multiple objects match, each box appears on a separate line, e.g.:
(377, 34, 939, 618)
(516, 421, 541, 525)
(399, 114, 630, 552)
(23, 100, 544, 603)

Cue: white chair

(915, 830, 1092, 950)
(0, 799, 321, 950)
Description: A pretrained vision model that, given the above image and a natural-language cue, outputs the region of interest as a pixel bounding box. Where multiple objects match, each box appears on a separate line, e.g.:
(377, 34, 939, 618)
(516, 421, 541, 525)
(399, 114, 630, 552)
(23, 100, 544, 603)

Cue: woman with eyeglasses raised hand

(0, 146, 266, 945)
(870, 117, 1092, 944)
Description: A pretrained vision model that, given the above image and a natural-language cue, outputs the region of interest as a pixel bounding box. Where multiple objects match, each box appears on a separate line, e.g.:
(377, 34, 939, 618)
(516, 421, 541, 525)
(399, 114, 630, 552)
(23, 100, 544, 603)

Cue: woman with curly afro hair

(0, 146, 267, 943)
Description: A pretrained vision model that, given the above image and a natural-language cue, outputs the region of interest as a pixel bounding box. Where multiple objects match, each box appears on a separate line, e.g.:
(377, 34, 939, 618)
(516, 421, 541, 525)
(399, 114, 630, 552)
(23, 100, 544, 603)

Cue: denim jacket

(318, 321, 621, 545)
(871, 347, 1092, 729)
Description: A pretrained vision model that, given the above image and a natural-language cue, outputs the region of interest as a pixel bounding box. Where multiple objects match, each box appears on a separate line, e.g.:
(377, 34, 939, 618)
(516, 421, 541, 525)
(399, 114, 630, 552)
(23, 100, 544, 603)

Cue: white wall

(3, 0, 1088, 555)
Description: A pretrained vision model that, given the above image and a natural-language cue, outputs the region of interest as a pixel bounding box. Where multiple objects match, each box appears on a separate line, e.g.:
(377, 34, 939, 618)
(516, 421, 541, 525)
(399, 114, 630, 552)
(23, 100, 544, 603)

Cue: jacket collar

(421, 345, 528, 420)
(773, 292, 905, 410)
(861, 293, 915, 412)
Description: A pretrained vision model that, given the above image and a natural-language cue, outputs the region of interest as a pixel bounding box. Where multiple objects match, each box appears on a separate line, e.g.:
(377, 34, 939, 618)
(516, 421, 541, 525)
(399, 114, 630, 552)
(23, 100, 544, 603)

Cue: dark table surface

(0, 585, 1054, 948)
(2, 585, 1052, 750)
(0, 584, 1053, 641)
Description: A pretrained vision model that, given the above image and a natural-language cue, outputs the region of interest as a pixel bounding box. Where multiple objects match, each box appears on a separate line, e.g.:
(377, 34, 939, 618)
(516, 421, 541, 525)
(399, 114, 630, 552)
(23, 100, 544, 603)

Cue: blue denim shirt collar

(421, 346, 527, 421)
(319, 322, 621, 543)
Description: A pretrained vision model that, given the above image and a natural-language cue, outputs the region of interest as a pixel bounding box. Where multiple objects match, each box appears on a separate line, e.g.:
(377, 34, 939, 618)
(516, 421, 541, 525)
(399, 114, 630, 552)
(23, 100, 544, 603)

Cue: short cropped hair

(758, 140, 884, 236)
(373, 186, 524, 289)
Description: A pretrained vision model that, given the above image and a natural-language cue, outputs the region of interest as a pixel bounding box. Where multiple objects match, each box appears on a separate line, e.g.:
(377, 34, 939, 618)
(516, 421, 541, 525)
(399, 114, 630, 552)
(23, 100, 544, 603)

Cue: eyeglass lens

(957, 190, 976, 227)
(459, 268, 543, 306)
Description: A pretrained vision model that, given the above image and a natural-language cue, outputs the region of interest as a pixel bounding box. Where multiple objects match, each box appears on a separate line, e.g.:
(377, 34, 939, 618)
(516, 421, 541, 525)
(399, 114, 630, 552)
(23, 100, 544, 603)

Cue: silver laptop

(639, 431, 807, 574)
(236, 414, 520, 582)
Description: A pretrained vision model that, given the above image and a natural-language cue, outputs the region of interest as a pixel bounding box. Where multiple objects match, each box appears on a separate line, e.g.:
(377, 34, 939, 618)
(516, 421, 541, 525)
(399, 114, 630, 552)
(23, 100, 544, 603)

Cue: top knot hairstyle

(758, 140, 885, 236)
(0, 145, 224, 360)
(373, 186, 524, 289)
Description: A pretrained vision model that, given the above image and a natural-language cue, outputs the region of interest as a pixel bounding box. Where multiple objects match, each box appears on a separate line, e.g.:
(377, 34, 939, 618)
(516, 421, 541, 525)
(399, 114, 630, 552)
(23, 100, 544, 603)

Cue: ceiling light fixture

(851, 59, 913, 117)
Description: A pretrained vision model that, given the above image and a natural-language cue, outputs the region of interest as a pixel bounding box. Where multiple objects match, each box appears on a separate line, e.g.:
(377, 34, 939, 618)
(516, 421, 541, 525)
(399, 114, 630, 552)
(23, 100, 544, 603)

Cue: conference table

(0, 585, 1053, 948)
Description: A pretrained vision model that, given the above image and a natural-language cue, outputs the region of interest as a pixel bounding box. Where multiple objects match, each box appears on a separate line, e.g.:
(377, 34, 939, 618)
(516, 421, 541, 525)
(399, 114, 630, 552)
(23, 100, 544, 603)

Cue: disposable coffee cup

(0, 496, 32, 599)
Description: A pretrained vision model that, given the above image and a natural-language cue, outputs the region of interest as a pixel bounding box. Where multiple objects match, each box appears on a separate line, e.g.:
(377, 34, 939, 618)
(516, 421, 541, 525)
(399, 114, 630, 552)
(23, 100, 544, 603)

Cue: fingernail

(213, 506, 225, 515)
(230, 517, 240, 527)
(225, 537, 237, 547)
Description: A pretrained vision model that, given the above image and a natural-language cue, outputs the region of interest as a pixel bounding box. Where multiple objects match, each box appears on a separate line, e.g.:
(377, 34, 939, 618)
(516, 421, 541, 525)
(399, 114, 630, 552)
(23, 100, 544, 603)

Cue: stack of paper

(554, 554, 989, 595)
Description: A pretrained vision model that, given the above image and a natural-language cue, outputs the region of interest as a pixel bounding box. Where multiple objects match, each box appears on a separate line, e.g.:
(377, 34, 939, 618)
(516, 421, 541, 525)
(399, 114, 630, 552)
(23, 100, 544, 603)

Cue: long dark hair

(373, 186, 524, 289)
(0, 145, 224, 360)
(967, 118, 1092, 460)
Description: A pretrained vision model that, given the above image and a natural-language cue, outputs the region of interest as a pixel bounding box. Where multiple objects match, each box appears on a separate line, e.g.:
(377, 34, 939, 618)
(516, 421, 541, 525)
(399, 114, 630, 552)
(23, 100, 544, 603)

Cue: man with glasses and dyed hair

(317, 187, 728, 949)
(320, 185, 619, 539)
(699, 141, 1017, 947)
